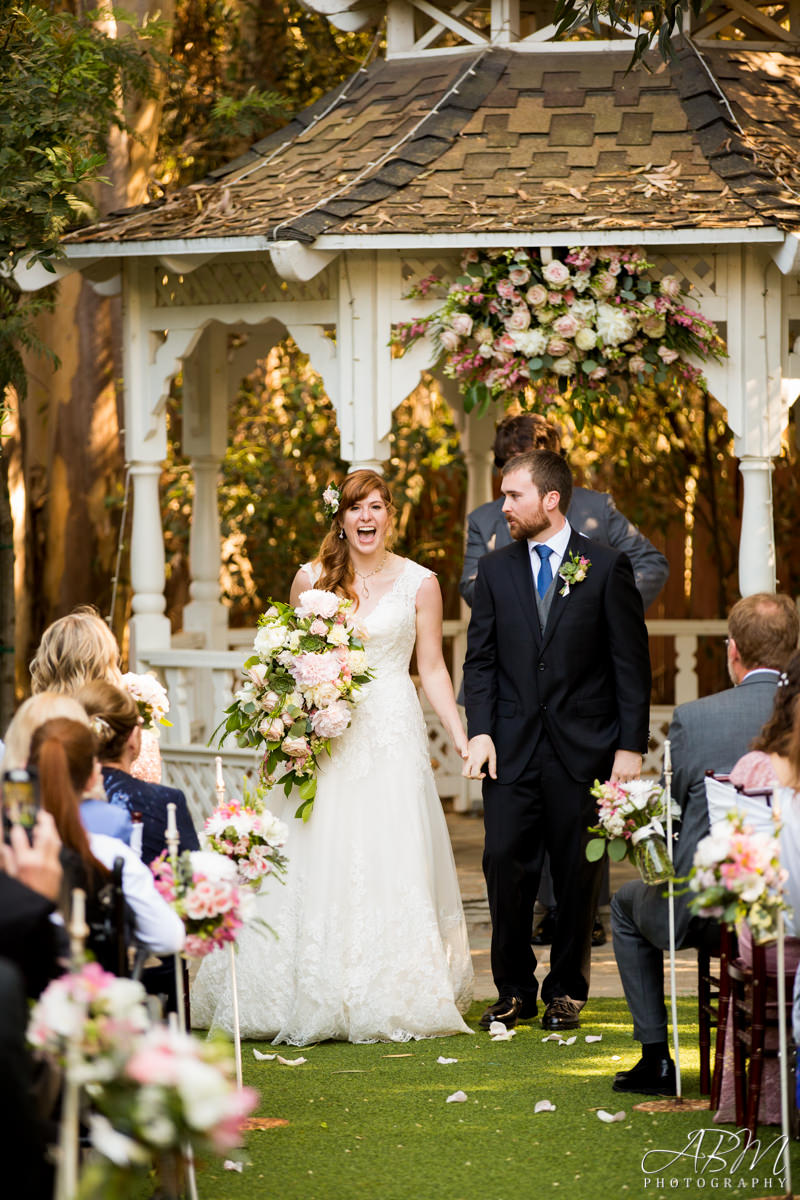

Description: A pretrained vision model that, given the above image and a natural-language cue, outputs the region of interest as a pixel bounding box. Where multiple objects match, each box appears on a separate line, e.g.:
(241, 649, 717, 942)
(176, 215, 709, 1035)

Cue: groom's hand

(610, 750, 643, 783)
(463, 735, 497, 781)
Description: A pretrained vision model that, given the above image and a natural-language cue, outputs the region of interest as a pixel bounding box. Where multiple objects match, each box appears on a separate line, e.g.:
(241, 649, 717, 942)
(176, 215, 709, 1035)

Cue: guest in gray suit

(611, 592, 800, 1096)
(459, 414, 669, 611)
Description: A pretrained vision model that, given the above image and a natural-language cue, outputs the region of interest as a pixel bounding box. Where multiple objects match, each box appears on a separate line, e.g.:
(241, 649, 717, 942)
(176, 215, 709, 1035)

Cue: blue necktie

(535, 545, 553, 598)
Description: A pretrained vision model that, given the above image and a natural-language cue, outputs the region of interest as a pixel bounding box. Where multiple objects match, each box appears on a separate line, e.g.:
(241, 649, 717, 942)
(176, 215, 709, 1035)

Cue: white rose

(571, 298, 597, 322)
(254, 624, 287, 656)
(326, 624, 349, 647)
(551, 356, 576, 377)
(542, 260, 571, 288)
(574, 326, 598, 351)
(450, 313, 473, 337)
(511, 328, 548, 357)
(348, 649, 368, 675)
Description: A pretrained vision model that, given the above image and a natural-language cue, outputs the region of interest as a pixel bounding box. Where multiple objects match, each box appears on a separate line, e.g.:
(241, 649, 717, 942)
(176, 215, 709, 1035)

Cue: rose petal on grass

(534, 1100, 556, 1113)
(253, 1049, 276, 1061)
(561, 1036, 577, 1046)
(488, 1021, 508, 1035)
(446, 1091, 468, 1103)
(597, 1109, 626, 1123)
(585, 1035, 602, 1043)
(542, 1034, 565, 1043)
(223, 1161, 244, 1172)
(491, 1029, 516, 1041)
(437, 1056, 458, 1064)
(276, 1055, 307, 1066)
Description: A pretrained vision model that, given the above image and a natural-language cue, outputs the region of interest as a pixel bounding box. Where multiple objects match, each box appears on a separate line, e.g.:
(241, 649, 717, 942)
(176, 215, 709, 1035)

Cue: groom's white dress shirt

(527, 521, 573, 593)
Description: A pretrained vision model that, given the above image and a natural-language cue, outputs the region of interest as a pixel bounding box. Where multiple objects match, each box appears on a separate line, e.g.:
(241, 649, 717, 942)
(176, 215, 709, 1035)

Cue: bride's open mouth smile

(356, 525, 378, 546)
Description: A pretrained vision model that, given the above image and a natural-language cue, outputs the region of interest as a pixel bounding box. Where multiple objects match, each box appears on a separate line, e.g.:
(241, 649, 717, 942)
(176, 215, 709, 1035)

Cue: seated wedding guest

(2, 693, 132, 845)
(28, 718, 184, 959)
(0, 810, 65, 1200)
(77, 680, 198, 864)
(29, 606, 162, 782)
(713, 649, 800, 1125)
(611, 592, 799, 1095)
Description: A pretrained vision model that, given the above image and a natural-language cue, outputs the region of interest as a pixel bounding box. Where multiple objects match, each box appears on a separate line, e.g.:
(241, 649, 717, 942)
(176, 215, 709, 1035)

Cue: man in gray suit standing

(459, 414, 669, 611)
(611, 592, 799, 1095)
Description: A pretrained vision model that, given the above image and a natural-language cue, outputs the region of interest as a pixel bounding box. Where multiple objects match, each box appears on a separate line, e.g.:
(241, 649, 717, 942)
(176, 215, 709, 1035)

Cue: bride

(192, 470, 474, 1044)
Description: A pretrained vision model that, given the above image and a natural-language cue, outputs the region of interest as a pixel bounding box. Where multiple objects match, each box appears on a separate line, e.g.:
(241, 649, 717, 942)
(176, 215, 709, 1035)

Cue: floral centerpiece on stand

(151, 849, 243, 958)
(391, 246, 725, 425)
(28, 964, 258, 1199)
(587, 778, 681, 885)
(203, 786, 289, 890)
(215, 588, 373, 821)
(120, 671, 172, 731)
(688, 811, 787, 943)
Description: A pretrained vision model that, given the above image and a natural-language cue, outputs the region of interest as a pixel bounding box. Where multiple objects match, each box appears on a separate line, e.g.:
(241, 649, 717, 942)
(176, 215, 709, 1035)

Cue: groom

(462, 450, 652, 1031)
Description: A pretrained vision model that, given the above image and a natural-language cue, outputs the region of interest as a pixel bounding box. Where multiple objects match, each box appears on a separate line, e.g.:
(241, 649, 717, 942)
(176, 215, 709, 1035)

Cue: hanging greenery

(391, 246, 726, 430)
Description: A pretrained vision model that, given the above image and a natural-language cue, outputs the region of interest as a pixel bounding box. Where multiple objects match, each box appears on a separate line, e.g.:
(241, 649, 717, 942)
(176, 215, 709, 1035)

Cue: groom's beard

(506, 507, 549, 540)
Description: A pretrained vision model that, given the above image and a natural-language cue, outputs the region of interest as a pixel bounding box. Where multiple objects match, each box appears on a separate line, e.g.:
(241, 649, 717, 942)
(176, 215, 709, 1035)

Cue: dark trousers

(0, 959, 54, 1200)
(482, 735, 605, 1007)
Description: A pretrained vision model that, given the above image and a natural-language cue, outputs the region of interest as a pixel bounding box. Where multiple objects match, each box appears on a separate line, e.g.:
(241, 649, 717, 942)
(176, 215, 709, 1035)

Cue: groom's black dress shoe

(541, 996, 582, 1030)
(478, 995, 536, 1030)
(612, 1055, 677, 1096)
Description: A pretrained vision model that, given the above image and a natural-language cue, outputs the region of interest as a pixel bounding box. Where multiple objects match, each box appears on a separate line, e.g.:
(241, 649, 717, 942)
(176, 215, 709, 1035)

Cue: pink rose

(450, 313, 473, 337)
(282, 735, 311, 758)
(658, 345, 680, 364)
(547, 337, 570, 357)
(440, 329, 460, 351)
(541, 260, 571, 288)
(588, 366, 607, 382)
(508, 266, 531, 286)
(260, 717, 285, 741)
(526, 284, 548, 307)
(628, 355, 647, 374)
(553, 313, 579, 339)
(184, 879, 218, 920)
(496, 279, 520, 301)
(505, 305, 531, 332)
(297, 589, 340, 619)
(590, 270, 618, 298)
(496, 333, 517, 355)
(290, 650, 343, 688)
(640, 314, 666, 338)
(309, 619, 327, 636)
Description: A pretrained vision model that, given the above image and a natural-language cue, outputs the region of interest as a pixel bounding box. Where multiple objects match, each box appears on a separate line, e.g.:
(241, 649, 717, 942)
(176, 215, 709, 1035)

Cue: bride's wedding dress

(191, 559, 474, 1044)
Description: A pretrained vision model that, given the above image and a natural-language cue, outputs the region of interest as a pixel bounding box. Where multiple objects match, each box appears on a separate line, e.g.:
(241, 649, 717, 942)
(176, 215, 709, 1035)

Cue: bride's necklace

(353, 551, 388, 599)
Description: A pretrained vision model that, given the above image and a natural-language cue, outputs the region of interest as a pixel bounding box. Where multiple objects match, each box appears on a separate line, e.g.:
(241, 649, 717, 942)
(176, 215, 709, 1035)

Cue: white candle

(71, 887, 85, 934)
(215, 756, 224, 790)
(166, 802, 178, 838)
(663, 738, 671, 773)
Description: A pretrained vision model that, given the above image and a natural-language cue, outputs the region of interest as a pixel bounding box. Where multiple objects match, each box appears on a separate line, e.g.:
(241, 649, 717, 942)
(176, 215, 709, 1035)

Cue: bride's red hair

(317, 470, 395, 601)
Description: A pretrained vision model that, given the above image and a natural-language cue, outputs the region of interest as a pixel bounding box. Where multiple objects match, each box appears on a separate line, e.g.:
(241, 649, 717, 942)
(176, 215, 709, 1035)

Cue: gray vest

(534, 573, 557, 631)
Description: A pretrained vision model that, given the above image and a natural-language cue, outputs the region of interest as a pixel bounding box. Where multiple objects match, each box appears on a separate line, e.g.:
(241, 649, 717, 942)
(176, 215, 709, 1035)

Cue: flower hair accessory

(90, 715, 113, 743)
(322, 484, 341, 521)
(777, 671, 789, 688)
(558, 552, 590, 597)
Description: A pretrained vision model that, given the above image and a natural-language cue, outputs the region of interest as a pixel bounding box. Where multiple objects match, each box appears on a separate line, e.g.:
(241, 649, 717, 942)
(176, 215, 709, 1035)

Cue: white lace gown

(191, 559, 474, 1044)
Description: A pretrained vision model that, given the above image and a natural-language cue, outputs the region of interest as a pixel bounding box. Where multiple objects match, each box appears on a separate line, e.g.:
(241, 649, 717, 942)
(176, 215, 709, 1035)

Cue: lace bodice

(301, 559, 433, 781)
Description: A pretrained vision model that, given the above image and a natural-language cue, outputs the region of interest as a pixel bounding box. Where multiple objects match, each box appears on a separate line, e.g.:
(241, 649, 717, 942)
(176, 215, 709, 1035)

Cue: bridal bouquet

(120, 671, 172, 730)
(216, 588, 373, 821)
(688, 811, 787, 943)
(587, 778, 681, 885)
(151, 849, 242, 958)
(203, 787, 289, 890)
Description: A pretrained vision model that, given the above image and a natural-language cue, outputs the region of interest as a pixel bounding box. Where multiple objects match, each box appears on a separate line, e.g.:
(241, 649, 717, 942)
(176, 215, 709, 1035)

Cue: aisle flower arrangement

(28, 965, 258, 1198)
(203, 787, 289, 889)
(151, 849, 242, 958)
(215, 588, 373, 820)
(586, 778, 681, 885)
(391, 246, 725, 423)
(688, 811, 787, 943)
(120, 671, 172, 730)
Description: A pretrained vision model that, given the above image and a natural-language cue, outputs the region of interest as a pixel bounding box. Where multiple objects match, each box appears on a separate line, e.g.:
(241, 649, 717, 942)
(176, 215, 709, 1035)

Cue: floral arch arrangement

(392, 246, 726, 428)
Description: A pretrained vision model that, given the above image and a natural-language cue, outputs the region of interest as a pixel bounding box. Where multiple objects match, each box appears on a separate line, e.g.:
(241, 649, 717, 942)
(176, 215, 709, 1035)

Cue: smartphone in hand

(2, 767, 40, 840)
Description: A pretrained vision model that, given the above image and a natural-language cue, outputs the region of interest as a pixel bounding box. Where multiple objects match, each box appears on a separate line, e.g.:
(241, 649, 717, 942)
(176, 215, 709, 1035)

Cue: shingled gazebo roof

(65, 40, 800, 247)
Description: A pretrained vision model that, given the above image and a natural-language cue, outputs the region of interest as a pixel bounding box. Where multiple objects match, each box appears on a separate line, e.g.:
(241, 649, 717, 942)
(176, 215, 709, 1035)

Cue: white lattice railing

(142, 618, 726, 817)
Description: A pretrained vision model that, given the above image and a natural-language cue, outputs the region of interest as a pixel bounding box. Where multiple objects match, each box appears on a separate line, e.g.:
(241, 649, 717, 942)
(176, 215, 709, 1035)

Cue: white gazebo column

(336, 251, 393, 471)
(723, 245, 787, 596)
(123, 258, 171, 665)
(181, 324, 229, 649)
(128, 461, 170, 664)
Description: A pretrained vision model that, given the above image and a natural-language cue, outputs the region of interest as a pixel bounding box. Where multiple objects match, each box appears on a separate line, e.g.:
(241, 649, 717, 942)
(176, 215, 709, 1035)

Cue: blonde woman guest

(1, 693, 132, 844)
(29, 606, 162, 783)
(193, 470, 474, 1044)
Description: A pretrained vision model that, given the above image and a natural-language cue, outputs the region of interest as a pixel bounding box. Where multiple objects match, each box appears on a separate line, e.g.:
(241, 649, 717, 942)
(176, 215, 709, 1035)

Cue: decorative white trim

(269, 242, 339, 282)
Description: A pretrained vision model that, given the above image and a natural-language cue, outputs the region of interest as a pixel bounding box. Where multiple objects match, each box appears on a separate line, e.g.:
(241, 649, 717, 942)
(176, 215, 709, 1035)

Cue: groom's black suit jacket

(464, 529, 652, 785)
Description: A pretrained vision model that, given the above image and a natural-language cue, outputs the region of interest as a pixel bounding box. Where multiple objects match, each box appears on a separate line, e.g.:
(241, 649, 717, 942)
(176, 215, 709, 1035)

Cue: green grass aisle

(197, 998, 800, 1200)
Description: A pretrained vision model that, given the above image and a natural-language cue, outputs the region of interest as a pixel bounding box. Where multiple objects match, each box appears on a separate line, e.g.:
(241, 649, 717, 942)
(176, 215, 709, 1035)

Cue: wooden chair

(696, 921, 731, 1103)
(728, 934, 796, 1135)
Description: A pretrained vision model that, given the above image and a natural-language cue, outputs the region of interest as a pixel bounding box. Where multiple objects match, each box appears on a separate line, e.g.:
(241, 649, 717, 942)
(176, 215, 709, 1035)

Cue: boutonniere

(559, 552, 591, 596)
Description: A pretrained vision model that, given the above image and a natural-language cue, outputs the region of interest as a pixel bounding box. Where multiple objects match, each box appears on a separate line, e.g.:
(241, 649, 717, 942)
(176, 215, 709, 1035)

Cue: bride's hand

(451, 726, 469, 760)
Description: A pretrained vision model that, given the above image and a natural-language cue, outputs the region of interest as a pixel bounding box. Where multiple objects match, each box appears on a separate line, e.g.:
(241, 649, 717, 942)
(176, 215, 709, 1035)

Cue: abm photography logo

(641, 1126, 790, 1192)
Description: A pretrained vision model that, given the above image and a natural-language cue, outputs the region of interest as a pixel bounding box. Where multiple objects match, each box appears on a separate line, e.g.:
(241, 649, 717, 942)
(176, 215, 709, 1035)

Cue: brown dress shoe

(541, 996, 582, 1031)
